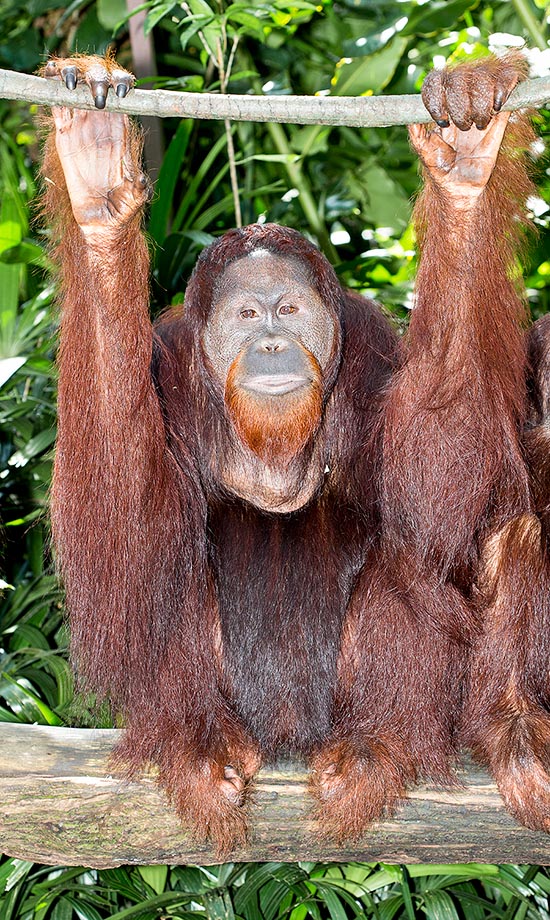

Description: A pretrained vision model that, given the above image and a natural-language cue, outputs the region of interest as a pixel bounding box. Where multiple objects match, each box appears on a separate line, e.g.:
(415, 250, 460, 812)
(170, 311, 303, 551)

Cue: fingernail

(116, 83, 128, 98)
(91, 80, 109, 109)
(436, 119, 450, 128)
(64, 71, 77, 90)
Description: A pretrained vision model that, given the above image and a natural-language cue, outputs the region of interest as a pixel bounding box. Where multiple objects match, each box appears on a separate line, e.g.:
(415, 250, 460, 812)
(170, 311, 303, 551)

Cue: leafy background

(1, 0, 550, 915)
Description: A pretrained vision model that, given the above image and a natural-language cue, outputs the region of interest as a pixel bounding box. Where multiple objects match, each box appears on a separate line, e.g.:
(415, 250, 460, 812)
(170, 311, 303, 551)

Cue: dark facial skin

(204, 250, 339, 394)
(203, 250, 340, 513)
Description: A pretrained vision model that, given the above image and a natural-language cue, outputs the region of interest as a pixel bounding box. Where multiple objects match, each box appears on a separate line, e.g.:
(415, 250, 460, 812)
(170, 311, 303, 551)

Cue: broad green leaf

(289, 907, 309, 920)
(226, 8, 266, 38)
(311, 881, 362, 920)
(5, 622, 50, 651)
(400, 867, 416, 920)
(51, 896, 74, 920)
(0, 241, 48, 267)
(5, 507, 44, 527)
(357, 163, 410, 230)
(0, 706, 22, 722)
(103, 891, 195, 920)
(144, 1, 178, 34)
(138, 866, 168, 895)
(0, 220, 21, 254)
(0, 217, 22, 332)
(0, 356, 26, 388)
(149, 119, 193, 244)
(260, 866, 310, 920)
(39, 654, 73, 706)
(0, 858, 33, 895)
(97, 0, 127, 30)
(362, 867, 403, 891)
(234, 864, 286, 915)
(8, 427, 56, 468)
(172, 131, 228, 231)
(185, 0, 220, 55)
(64, 895, 104, 920)
(379, 896, 408, 920)
(0, 673, 63, 725)
(442, 882, 485, 920)
(422, 890, 460, 920)
(179, 18, 212, 52)
(331, 36, 408, 96)
(290, 125, 329, 157)
(204, 888, 235, 920)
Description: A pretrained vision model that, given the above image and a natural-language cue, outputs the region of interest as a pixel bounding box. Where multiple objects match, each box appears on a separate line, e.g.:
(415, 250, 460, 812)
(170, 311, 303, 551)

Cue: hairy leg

(464, 513, 550, 832)
(309, 559, 468, 839)
(114, 701, 261, 854)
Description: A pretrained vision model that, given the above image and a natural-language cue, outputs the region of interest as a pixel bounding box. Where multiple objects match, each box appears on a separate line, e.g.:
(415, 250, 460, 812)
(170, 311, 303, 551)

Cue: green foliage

(0, 97, 66, 724)
(1, 860, 550, 919)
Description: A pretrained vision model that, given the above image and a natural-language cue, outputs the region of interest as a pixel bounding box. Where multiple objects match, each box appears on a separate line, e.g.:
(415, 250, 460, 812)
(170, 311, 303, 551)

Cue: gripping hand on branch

(411, 53, 527, 207)
(43, 56, 151, 240)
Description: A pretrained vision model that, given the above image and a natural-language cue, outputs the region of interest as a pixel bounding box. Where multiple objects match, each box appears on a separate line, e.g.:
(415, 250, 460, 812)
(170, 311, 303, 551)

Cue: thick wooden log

(1, 723, 550, 866)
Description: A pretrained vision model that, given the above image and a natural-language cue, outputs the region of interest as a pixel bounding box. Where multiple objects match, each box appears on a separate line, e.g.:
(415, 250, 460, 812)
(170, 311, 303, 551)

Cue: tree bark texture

(0, 68, 548, 126)
(1, 724, 550, 867)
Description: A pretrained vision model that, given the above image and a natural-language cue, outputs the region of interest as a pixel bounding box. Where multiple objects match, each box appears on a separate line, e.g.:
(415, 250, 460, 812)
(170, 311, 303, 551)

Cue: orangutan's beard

(225, 350, 323, 465)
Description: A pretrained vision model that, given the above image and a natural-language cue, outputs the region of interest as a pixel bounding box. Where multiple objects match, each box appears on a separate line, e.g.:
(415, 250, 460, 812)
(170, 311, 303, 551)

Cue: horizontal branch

(0, 68, 549, 127)
(2, 723, 550, 867)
